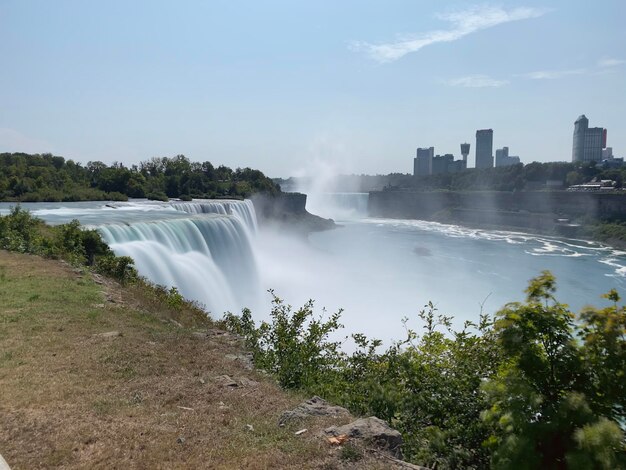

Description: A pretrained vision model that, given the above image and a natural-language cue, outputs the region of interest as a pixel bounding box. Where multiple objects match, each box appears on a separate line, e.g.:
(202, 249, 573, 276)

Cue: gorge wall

(251, 192, 336, 233)
(368, 190, 626, 234)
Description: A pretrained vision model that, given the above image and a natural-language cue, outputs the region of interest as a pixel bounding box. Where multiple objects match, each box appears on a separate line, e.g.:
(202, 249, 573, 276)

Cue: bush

(223, 276, 626, 469)
(0, 207, 138, 284)
(223, 291, 345, 390)
(146, 192, 169, 202)
(0, 206, 44, 253)
(95, 255, 137, 285)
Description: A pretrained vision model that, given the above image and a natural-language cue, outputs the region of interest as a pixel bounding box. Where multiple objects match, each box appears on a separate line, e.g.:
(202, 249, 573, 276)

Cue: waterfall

(97, 200, 261, 316)
(171, 199, 258, 234)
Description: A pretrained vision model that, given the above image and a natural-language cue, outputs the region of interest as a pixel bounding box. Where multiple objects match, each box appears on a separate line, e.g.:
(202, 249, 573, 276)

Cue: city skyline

(0, 1, 624, 178)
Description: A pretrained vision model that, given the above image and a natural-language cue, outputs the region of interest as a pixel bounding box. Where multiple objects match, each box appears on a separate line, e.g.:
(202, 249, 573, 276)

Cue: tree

(482, 272, 625, 469)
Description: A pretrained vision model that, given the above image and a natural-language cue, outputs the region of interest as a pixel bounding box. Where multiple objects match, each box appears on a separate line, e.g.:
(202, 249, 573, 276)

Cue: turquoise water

(2, 197, 624, 345)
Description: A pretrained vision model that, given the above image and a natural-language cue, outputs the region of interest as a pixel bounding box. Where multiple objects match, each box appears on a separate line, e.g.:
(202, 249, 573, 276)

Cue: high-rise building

(495, 147, 521, 167)
(432, 154, 455, 175)
(572, 115, 606, 163)
(414, 147, 434, 177)
(475, 129, 494, 169)
(460, 143, 470, 163)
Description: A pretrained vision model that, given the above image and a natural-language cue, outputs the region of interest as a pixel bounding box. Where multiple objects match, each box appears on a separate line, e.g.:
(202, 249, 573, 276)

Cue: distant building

(572, 115, 607, 163)
(602, 147, 613, 160)
(414, 147, 434, 177)
(432, 154, 455, 175)
(475, 129, 494, 169)
(602, 157, 624, 169)
(448, 159, 467, 173)
(495, 147, 521, 167)
(460, 143, 470, 163)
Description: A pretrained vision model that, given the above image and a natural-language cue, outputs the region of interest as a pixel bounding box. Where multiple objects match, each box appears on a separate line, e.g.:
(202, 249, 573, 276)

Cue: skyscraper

(572, 115, 606, 163)
(414, 147, 434, 177)
(475, 129, 494, 169)
(460, 143, 470, 163)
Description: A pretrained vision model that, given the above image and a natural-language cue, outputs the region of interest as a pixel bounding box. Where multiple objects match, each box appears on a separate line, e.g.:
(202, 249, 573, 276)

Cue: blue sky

(1, 0, 624, 177)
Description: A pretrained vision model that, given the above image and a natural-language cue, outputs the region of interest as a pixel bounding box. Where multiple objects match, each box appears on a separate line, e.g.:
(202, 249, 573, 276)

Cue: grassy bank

(0, 250, 400, 469)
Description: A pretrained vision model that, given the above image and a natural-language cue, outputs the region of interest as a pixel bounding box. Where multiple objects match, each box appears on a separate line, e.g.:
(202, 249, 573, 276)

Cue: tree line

(403, 160, 625, 192)
(0, 152, 280, 202)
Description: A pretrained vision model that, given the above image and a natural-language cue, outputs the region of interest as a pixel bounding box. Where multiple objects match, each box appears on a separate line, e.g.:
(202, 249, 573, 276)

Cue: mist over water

(252, 193, 626, 345)
(2, 198, 625, 347)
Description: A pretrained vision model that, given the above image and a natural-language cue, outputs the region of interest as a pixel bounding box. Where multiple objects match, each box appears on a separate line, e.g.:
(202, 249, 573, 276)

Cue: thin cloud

(521, 69, 587, 80)
(598, 57, 624, 68)
(350, 5, 549, 63)
(446, 74, 509, 88)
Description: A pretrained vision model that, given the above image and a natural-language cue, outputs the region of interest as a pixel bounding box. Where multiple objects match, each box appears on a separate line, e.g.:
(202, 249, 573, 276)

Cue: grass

(0, 250, 394, 469)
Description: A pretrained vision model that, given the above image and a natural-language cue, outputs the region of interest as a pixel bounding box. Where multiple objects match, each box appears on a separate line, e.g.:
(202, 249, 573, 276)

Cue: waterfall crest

(171, 199, 258, 234)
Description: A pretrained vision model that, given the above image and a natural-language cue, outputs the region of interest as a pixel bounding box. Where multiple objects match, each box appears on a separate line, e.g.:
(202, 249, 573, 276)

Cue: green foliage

(0, 206, 137, 284)
(482, 271, 625, 469)
(146, 191, 169, 202)
(95, 255, 137, 285)
(1, 152, 280, 202)
(584, 221, 626, 243)
(224, 291, 345, 390)
(395, 160, 623, 192)
(0, 206, 43, 253)
(224, 297, 500, 468)
(224, 275, 625, 469)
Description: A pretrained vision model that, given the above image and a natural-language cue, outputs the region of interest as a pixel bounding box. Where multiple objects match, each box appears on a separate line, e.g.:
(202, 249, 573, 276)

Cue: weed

(339, 443, 363, 462)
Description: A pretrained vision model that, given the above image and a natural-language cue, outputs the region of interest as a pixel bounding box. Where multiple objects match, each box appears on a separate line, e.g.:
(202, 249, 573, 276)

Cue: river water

(2, 195, 624, 345)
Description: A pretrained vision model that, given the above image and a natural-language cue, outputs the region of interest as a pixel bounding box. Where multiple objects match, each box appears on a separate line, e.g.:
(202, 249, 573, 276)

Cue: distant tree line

(0, 152, 280, 202)
(277, 161, 625, 194)
(403, 160, 625, 192)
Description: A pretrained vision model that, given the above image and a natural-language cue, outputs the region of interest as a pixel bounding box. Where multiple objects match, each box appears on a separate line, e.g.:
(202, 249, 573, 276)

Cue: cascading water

(171, 199, 258, 234)
(97, 199, 261, 316)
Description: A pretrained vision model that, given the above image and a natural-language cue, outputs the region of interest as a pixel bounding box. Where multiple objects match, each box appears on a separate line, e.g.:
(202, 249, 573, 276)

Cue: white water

(2, 196, 625, 346)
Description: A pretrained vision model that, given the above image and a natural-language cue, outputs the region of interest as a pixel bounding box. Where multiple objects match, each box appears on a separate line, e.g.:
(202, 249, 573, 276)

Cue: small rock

(294, 429, 308, 436)
(177, 436, 185, 444)
(279, 396, 350, 426)
(239, 377, 259, 387)
(245, 424, 254, 432)
(214, 375, 239, 388)
(324, 417, 403, 458)
(93, 331, 122, 339)
(224, 353, 254, 370)
(199, 378, 206, 384)
(93, 304, 106, 309)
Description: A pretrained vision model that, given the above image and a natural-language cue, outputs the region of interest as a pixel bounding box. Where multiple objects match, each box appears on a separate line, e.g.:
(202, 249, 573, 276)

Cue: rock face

(324, 416, 403, 458)
(250, 193, 336, 234)
(278, 396, 350, 426)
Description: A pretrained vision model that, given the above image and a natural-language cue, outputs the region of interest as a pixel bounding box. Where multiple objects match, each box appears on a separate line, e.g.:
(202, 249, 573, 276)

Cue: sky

(1, 0, 625, 177)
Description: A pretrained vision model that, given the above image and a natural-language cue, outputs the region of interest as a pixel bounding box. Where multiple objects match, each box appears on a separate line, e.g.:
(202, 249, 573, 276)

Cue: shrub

(224, 275, 626, 469)
(146, 192, 169, 202)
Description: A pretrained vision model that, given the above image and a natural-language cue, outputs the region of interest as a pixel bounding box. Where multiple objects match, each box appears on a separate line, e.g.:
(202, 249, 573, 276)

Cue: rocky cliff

(251, 192, 336, 234)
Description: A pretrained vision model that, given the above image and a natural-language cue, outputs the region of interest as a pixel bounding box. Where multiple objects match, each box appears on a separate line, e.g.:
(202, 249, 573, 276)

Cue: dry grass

(0, 251, 396, 469)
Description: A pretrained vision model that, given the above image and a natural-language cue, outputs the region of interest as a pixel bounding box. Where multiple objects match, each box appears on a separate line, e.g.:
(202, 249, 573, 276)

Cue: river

(2, 195, 624, 345)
